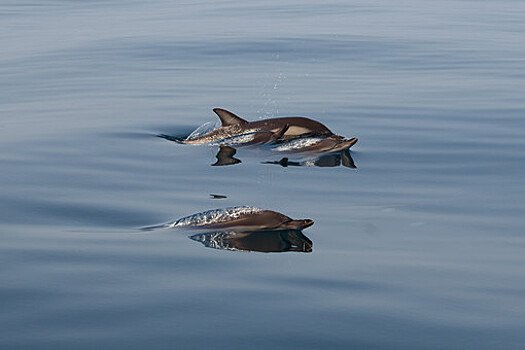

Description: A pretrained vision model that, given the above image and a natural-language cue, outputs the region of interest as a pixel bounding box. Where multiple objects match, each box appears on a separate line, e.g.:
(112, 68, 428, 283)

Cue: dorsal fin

(213, 108, 248, 127)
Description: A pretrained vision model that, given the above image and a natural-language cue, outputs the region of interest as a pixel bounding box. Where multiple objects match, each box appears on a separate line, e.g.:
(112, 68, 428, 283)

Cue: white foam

(186, 120, 220, 140)
(167, 206, 264, 228)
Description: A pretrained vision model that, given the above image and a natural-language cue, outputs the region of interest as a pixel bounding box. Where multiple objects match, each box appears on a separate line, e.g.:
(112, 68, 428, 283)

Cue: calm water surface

(1, 1, 524, 349)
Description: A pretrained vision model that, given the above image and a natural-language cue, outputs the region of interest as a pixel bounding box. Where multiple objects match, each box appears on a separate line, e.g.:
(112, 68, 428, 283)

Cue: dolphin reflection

(190, 229, 312, 253)
(263, 148, 356, 169)
(212, 145, 241, 166)
(143, 206, 314, 253)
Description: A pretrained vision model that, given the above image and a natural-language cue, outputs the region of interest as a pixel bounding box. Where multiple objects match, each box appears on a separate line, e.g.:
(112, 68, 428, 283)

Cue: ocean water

(1, 1, 525, 349)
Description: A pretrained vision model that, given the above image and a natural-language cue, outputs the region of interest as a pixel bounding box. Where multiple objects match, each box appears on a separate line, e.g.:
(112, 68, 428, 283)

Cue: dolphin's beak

(330, 137, 358, 152)
(281, 219, 314, 230)
(300, 219, 314, 229)
(349, 137, 358, 145)
(343, 137, 358, 148)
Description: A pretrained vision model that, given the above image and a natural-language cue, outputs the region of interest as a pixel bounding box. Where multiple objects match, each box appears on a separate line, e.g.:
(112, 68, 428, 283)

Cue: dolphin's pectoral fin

(212, 145, 241, 166)
(213, 108, 248, 127)
(270, 124, 290, 142)
(341, 149, 357, 169)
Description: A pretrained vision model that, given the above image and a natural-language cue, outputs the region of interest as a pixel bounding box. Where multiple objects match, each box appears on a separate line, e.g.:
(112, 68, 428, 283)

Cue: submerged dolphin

(272, 136, 358, 154)
(174, 108, 357, 146)
(143, 206, 314, 232)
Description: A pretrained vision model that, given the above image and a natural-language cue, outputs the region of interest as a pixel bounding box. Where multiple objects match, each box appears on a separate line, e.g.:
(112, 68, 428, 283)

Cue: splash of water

(186, 119, 221, 140)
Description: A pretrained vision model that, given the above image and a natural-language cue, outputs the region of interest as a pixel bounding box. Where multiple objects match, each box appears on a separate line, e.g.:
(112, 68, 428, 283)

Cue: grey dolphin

(190, 229, 313, 253)
(272, 136, 358, 154)
(143, 206, 313, 232)
(176, 108, 352, 145)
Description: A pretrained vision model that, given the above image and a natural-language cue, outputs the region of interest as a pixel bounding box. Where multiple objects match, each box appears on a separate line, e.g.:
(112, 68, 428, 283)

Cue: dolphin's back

(167, 206, 265, 228)
(144, 206, 313, 232)
(176, 109, 337, 144)
(249, 117, 333, 137)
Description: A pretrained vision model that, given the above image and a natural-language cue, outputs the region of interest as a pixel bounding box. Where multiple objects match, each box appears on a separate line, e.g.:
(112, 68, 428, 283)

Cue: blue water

(1, 1, 525, 349)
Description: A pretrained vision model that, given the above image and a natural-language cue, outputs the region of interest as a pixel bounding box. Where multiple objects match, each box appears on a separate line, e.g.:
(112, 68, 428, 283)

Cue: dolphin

(174, 108, 356, 145)
(143, 206, 314, 232)
(190, 229, 313, 253)
(272, 136, 358, 154)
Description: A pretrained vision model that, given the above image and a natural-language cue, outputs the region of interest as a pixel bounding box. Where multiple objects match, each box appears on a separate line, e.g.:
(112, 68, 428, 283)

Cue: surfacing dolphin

(143, 206, 314, 232)
(173, 108, 357, 147)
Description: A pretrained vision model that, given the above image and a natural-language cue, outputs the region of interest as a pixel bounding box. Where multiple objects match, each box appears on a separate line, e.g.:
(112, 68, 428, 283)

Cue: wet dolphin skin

(175, 108, 357, 147)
